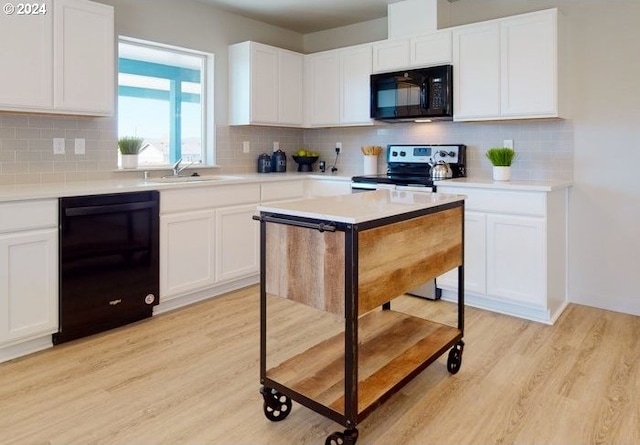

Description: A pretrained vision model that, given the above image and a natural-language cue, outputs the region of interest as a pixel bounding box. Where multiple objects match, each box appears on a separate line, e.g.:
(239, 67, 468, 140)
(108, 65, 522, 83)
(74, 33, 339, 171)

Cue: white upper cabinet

(54, 0, 114, 115)
(453, 8, 564, 121)
(453, 22, 501, 120)
(372, 39, 410, 73)
(0, 0, 53, 111)
(500, 9, 558, 117)
(373, 30, 452, 73)
(278, 49, 304, 126)
(0, 0, 113, 116)
(229, 41, 304, 127)
(305, 44, 373, 127)
(305, 50, 341, 126)
(411, 31, 452, 67)
(340, 44, 373, 126)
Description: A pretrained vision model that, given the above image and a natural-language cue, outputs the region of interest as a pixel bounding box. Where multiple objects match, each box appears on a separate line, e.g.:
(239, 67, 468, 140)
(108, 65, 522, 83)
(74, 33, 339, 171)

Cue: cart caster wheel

(447, 344, 463, 374)
(325, 428, 358, 445)
(260, 387, 292, 422)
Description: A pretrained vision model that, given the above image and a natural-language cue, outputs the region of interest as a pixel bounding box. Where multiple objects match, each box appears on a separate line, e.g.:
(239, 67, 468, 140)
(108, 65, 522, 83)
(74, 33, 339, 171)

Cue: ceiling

(194, 0, 406, 33)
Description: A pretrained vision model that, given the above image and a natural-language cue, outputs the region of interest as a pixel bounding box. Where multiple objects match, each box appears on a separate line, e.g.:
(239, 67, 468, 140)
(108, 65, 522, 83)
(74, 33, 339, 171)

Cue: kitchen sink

(147, 175, 242, 183)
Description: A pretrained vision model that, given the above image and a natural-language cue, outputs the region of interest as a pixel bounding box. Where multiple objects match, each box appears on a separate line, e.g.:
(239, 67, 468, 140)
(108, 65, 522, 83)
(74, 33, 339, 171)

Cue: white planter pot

(492, 166, 511, 181)
(363, 155, 378, 175)
(121, 154, 139, 169)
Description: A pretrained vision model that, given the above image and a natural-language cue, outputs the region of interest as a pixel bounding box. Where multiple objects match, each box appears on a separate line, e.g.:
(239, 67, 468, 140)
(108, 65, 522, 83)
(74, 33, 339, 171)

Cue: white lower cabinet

(436, 185, 568, 324)
(436, 211, 486, 295)
(305, 178, 352, 197)
(0, 200, 58, 362)
(160, 209, 216, 300)
(159, 184, 261, 307)
(215, 204, 260, 283)
(486, 214, 545, 306)
(0, 229, 58, 345)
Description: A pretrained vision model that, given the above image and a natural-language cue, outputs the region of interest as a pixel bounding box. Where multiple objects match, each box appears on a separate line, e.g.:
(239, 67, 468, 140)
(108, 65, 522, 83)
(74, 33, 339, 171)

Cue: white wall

(564, 3, 640, 315)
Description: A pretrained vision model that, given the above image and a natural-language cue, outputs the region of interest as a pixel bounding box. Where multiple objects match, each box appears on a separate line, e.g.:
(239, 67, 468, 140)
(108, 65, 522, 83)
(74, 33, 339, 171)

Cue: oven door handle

(64, 201, 158, 217)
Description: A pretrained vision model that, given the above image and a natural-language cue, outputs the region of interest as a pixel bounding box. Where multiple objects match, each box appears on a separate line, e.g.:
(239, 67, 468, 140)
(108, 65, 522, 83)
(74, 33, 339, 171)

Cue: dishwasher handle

(63, 201, 158, 218)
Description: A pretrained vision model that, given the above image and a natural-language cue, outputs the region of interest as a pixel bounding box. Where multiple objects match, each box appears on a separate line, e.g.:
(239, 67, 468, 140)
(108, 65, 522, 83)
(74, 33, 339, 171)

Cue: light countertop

(257, 189, 465, 224)
(435, 177, 572, 192)
(0, 171, 352, 203)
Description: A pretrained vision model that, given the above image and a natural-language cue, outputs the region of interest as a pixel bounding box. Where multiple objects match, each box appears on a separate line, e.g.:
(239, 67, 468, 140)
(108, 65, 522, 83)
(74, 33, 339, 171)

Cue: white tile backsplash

(0, 112, 573, 184)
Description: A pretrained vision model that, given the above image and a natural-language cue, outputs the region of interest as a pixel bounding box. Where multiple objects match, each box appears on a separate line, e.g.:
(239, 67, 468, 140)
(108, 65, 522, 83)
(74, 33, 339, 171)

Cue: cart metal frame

(254, 200, 465, 444)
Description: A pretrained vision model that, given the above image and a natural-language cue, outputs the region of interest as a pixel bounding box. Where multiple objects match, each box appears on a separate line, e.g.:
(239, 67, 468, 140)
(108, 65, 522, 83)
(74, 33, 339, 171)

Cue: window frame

(117, 36, 215, 167)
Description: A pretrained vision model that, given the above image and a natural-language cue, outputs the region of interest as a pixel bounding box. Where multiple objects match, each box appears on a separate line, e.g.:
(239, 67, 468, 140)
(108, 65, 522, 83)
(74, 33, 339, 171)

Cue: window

(118, 37, 214, 167)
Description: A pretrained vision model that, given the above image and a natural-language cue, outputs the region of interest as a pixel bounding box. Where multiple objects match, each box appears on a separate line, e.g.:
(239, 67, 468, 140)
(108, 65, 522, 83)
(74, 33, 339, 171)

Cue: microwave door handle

(420, 78, 428, 110)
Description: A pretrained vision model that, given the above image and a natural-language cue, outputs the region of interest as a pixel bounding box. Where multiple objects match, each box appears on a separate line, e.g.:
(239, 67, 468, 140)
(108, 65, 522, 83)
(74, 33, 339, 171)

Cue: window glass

(118, 38, 213, 167)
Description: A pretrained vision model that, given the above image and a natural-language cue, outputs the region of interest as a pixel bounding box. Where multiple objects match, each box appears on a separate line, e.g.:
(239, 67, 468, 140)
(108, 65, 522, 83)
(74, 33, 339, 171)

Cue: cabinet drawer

(0, 200, 57, 233)
(261, 180, 305, 202)
(161, 183, 260, 214)
(437, 187, 546, 217)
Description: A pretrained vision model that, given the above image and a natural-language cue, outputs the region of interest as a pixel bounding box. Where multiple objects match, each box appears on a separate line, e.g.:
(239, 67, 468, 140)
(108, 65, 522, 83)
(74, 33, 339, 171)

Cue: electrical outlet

(74, 138, 85, 155)
(503, 139, 514, 149)
(335, 146, 341, 154)
(53, 138, 65, 155)
(336, 142, 342, 150)
(273, 141, 279, 151)
(242, 141, 250, 153)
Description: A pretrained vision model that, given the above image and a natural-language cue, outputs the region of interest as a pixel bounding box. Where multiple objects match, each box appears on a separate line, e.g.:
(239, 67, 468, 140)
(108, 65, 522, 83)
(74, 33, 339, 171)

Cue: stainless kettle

(429, 155, 453, 180)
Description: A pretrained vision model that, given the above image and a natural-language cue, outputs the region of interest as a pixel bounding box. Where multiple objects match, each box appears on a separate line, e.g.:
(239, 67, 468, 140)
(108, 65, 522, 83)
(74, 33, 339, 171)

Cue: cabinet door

(160, 210, 216, 300)
(372, 39, 410, 73)
(305, 51, 340, 126)
(0, 0, 52, 111)
(278, 49, 304, 125)
(501, 10, 557, 117)
(215, 204, 259, 283)
(411, 31, 452, 67)
(306, 179, 352, 197)
(340, 45, 373, 125)
(486, 214, 545, 307)
(453, 22, 501, 120)
(437, 211, 486, 295)
(54, 0, 114, 115)
(0, 229, 58, 344)
(251, 43, 279, 124)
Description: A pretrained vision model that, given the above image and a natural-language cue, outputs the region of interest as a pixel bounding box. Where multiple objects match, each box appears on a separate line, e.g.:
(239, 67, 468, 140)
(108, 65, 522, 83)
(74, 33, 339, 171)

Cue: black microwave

(370, 65, 453, 122)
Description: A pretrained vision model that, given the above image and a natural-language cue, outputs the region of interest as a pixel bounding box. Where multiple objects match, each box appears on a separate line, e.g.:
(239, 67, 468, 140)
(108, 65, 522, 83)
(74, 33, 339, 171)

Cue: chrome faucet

(171, 158, 193, 176)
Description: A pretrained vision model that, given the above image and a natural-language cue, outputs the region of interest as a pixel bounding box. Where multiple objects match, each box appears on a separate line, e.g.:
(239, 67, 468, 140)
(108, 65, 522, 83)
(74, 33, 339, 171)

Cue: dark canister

(271, 149, 287, 172)
(257, 153, 271, 173)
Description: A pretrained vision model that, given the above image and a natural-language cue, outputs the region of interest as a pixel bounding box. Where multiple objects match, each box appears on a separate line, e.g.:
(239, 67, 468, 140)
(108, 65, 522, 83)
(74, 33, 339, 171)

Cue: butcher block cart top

(254, 189, 466, 445)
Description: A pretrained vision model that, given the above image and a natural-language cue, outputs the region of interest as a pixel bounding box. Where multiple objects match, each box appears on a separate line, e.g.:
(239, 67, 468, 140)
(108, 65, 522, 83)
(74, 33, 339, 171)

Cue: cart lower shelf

(266, 309, 462, 420)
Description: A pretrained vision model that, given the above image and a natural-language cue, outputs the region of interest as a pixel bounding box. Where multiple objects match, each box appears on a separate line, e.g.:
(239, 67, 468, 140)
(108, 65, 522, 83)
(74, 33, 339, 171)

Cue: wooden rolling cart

(253, 190, 465, 445)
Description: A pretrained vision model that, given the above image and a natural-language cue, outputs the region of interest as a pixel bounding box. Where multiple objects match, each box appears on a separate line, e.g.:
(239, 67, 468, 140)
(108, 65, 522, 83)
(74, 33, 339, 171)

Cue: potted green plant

(118, 136, 146, 169)
(485, 147, 516, 181)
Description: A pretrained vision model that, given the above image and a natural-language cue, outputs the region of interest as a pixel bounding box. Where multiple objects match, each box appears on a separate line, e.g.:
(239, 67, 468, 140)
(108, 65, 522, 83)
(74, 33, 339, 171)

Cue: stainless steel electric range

(351, 144, 466, 192)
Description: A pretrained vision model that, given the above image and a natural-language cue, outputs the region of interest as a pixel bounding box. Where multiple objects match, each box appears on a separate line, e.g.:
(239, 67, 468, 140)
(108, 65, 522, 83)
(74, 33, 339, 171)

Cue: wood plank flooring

(1, 285, 639, 445)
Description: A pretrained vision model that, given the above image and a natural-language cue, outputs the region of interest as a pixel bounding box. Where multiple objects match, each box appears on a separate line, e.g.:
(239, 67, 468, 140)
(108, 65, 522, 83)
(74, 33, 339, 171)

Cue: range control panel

(387, 145, 462, 164)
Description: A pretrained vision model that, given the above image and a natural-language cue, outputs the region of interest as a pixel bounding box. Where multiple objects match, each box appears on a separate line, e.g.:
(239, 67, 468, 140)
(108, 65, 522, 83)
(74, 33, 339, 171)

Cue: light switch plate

(503, 139, 514, 149)
(53, 138, 65, 155)
(74, 138, 85, 155)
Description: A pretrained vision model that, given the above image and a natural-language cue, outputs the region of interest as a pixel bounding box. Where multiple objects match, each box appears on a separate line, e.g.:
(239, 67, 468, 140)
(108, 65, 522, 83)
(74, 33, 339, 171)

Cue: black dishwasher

(54, 191, 160, 344)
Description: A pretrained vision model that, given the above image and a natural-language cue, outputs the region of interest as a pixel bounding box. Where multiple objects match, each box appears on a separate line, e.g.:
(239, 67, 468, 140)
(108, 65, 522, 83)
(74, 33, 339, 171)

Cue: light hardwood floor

(1, 285, 639, 445)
